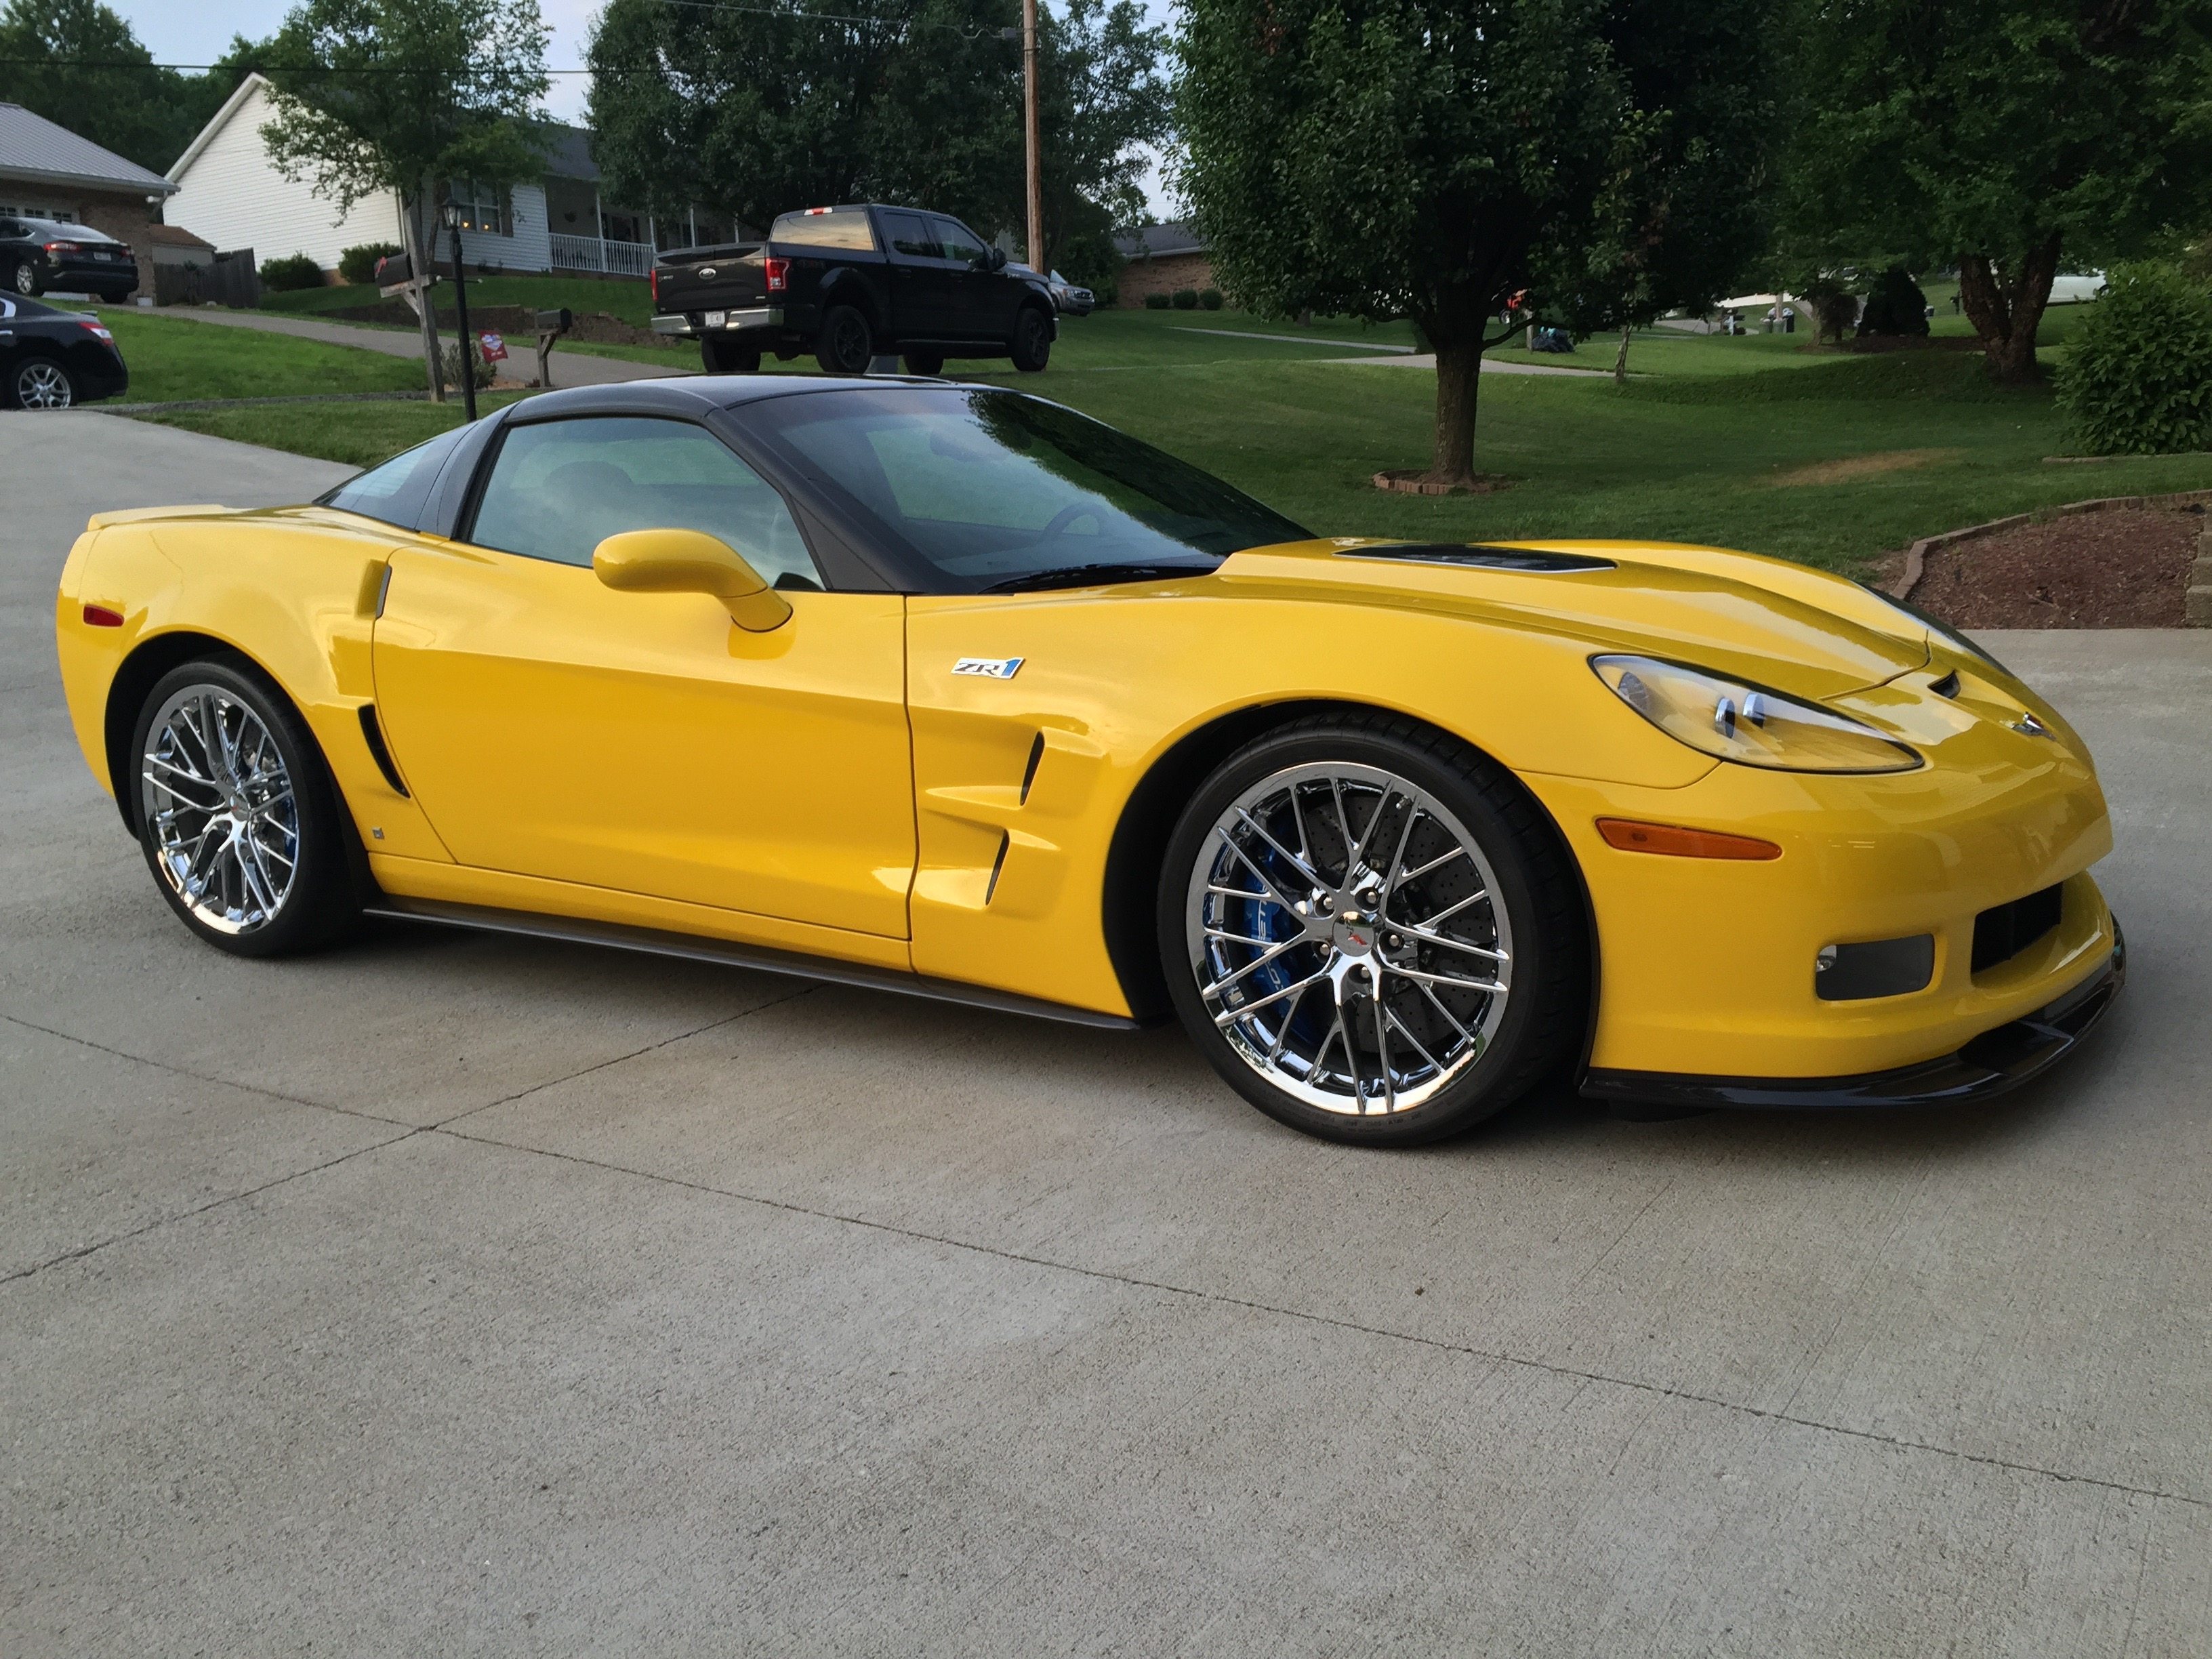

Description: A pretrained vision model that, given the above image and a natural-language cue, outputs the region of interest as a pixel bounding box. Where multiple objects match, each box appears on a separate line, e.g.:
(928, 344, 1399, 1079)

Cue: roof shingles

(0, 102, 177, 195)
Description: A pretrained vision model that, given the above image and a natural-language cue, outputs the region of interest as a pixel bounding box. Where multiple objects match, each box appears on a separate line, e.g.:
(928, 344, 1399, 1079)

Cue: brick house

(1111, 221, 1215, 307)
(0, 102, 178, 295)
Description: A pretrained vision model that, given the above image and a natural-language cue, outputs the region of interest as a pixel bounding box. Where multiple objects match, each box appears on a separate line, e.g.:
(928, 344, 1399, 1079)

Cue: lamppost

(439, 199, 478, 422)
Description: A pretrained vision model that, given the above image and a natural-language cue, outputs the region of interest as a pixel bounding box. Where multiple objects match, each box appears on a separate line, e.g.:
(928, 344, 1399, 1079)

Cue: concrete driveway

(4, 411, 2209, 1656)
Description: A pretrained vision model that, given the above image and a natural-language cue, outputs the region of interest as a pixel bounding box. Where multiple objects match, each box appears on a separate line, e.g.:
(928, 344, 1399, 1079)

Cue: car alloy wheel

(11, 260, 34, 295)
(1186, 761, 1513, 1115)
(14, 357, 73, 409)
(140, 682, 302, 935)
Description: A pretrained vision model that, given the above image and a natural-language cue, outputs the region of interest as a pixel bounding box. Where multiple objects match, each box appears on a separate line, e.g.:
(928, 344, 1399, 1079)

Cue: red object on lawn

(476, 331, 508, 362)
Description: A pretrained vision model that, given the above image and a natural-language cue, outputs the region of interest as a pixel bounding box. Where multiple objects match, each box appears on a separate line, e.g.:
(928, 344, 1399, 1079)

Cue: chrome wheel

(139, 684, 300, 935)
(11, 261, 34, 295)
(1185, 762, 1513, 1115)
(15, 359, 71, 409)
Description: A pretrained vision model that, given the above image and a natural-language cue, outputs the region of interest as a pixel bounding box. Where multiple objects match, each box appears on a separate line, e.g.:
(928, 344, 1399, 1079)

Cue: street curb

(1886, 489, 2212, 617)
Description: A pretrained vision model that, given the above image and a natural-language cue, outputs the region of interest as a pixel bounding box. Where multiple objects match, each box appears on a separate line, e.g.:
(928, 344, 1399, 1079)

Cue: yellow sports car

(54, 378, 2123, 1144)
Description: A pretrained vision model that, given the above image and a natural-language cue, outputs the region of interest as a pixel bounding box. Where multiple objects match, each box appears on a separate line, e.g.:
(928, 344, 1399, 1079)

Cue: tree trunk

(399, 190, 444, 403)
(1957, 233, 2062, 383)
(1429, 335, 1483, 487)
(1613, 323, 1633, 388)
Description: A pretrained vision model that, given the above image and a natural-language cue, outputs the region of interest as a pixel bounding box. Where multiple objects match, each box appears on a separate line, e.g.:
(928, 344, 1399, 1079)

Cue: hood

(1214, 538, 1930, 700)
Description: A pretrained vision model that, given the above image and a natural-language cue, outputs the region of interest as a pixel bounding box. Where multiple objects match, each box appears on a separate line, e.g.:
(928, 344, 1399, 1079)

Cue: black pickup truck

(651, 203, 1057, 377)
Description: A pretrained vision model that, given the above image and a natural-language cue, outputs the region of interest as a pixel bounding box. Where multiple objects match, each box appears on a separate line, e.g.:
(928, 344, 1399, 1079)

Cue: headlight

(1592, 655, 1921, 773)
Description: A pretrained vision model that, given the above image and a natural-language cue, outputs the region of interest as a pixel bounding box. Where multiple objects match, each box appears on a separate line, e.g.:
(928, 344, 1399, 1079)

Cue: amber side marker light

(1596, 818, 1782, 861)
(82, 604, 124, 628)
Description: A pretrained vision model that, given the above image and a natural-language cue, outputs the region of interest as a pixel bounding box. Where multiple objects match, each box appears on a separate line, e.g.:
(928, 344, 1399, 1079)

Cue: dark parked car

(652, 203, 1057, 377)
(0, 216, 139, 302)
(0, 295, 129, 408)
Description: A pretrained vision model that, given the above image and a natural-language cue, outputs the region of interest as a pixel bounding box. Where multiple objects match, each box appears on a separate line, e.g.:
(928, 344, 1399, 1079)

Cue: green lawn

(130, 295, 2212, 576)
(137, 392, 527, 468)
(94, 308, 420, 403)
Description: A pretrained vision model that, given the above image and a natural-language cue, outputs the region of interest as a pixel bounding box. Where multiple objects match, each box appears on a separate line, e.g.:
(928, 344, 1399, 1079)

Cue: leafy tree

(1549, 1, 1784, 386)
(1786, 0, 2212, 382)
(257, 0, 551, 395)
(1177, 0, 1784, 485)
(587, 0, 1166, 272)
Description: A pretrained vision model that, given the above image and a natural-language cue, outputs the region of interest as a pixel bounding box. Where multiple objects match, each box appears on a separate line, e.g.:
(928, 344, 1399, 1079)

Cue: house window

(443, 179, 510, 237)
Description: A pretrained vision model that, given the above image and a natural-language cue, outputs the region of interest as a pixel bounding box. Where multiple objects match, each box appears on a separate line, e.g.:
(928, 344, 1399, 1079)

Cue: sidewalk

(146, 304, 693, 390)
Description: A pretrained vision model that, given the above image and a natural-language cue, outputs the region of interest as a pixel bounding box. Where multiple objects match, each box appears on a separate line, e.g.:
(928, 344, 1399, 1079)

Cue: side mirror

(987, 246, 1008, 272)
(592, 527, 792, 632)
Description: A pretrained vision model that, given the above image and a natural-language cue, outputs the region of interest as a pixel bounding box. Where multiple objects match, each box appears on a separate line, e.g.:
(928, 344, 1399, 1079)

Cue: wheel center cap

(1330, 910, 1374, 957)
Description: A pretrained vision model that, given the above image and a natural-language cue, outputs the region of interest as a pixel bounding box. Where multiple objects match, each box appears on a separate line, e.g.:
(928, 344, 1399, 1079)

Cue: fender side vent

(984, 830, 1010, 905)
(1019, 731, 1045, 804)
(357, 704, 410, 797)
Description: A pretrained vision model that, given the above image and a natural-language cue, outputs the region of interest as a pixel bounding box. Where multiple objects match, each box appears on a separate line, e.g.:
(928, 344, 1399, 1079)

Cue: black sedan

(0, 295, 129, 409)
(1, 216, 139, 302)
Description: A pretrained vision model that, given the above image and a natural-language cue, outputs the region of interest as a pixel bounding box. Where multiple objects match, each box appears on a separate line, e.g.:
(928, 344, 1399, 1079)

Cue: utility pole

(447, 210, 478, 423)
(1023, 0, 1043, 271)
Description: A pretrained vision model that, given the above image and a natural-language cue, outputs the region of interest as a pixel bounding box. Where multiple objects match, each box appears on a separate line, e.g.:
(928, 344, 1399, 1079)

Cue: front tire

(1158, 714, 1586, 1145)
(701, 335, 760, 373)
(11, 260, 37, 297)
(131, 657, 361, 958)
(1010, 305, 1052, 372)
(815, 304, 874, 375)
(11, 354, 75, 409)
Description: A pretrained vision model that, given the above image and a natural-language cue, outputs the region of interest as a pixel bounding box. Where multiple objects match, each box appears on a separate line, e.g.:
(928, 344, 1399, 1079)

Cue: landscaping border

(1887, 489, 2212, 629)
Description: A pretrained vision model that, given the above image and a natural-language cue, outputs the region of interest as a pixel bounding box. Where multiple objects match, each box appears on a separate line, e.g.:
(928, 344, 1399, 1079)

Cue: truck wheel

(702, 336, 760, 373)
(1010, 305, 1052, 373)
(902, 351, 945, 376)
(816, 306, 874, 375)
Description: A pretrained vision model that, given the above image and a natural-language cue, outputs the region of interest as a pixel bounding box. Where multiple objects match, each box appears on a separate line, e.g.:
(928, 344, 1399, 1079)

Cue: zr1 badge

(952, 657, 1024, 680)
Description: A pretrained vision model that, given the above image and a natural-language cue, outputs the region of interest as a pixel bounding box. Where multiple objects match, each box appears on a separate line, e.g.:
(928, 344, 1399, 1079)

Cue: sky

(113, 0, 1176, 217)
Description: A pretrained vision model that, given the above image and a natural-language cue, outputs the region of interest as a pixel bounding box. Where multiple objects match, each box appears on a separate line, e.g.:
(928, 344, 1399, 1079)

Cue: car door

(369, 411, 916, 942)
(877, 209, 956, 342)
(927, 216, 1014, 342)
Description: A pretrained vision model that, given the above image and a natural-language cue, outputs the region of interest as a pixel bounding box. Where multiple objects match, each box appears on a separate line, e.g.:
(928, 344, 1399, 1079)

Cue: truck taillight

(649, 266, 660, 304)
(764, 257, 789, 293)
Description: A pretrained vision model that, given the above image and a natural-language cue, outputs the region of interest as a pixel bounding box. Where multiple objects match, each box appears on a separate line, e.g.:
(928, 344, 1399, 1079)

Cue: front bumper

(1583, 925, 2124, 1109)
(652, 307, 781, 339)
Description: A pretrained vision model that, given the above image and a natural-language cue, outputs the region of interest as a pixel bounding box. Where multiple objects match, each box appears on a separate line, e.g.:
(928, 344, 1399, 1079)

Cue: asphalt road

(5, 411, 2209, 1657)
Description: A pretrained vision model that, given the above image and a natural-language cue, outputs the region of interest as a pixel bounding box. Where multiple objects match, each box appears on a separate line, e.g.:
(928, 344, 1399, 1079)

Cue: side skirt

(362, 895, 1145, 1031)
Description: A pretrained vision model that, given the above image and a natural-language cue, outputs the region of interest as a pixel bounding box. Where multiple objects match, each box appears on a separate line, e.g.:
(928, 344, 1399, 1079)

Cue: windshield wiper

(981, 561, 1216, 594)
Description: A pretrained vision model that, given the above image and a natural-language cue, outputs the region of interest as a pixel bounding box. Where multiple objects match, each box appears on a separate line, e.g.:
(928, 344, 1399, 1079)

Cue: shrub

(1171, 287, 1199, 310)
(1857, 265, 1929, 336)
(1801, 278, 1862, 343)
(438, 340, 496, 391)
(259, 252, 325, 291)
(1198, 287, 1224, 310)
(1143, 291, 1171, 309)
(2056, 261, 2212, 455)
(337, 242, 403, 285)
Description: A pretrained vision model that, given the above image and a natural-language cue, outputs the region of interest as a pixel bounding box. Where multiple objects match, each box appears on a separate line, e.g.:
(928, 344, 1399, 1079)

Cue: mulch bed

(1908, 505, 2200, 628)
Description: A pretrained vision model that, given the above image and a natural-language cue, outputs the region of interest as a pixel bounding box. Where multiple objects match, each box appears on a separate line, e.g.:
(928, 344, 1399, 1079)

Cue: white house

(166, 73, 735, 281)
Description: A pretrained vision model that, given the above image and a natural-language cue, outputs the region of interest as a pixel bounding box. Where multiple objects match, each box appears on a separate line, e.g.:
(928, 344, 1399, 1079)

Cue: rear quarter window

(316, 424, 472, 530)
(771, 209, 878, 252)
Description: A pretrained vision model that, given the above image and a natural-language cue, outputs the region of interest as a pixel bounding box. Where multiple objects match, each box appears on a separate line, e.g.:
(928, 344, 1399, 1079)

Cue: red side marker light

(82, 603, 124, 628)
(1596, 818, 1781, 861)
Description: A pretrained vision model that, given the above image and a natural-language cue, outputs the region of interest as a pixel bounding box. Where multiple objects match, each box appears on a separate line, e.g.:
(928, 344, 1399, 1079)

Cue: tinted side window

(930, 218, 986, 266)
(880, 211, 937, 260)
(468, 416, 821, 589)
(317, 425, 472, 529)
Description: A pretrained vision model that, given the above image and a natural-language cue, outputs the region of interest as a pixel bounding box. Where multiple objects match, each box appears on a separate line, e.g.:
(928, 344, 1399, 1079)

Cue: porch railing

(550, 232, 655, 277)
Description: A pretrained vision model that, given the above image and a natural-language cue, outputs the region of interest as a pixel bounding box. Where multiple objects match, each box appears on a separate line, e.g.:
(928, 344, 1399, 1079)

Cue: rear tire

(11, 260, 37, 297)
(1158, 712, 1586, 1146)
(10, 354, 76, 409)
(1010, 305, 1052, 372)
(701, 335, 760, 373)
(902, 350, 945, 376)
(815, 305, 874, 375)
(130, 657, 362, 958)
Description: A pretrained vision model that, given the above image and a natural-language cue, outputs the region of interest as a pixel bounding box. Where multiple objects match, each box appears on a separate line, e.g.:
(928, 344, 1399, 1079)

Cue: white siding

(165, 79, 407, 271)
(449, 182, 550, 273)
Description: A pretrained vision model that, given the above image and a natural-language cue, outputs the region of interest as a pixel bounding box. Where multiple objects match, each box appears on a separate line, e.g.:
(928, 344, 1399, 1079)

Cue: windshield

(741, 386, 1308, 590)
